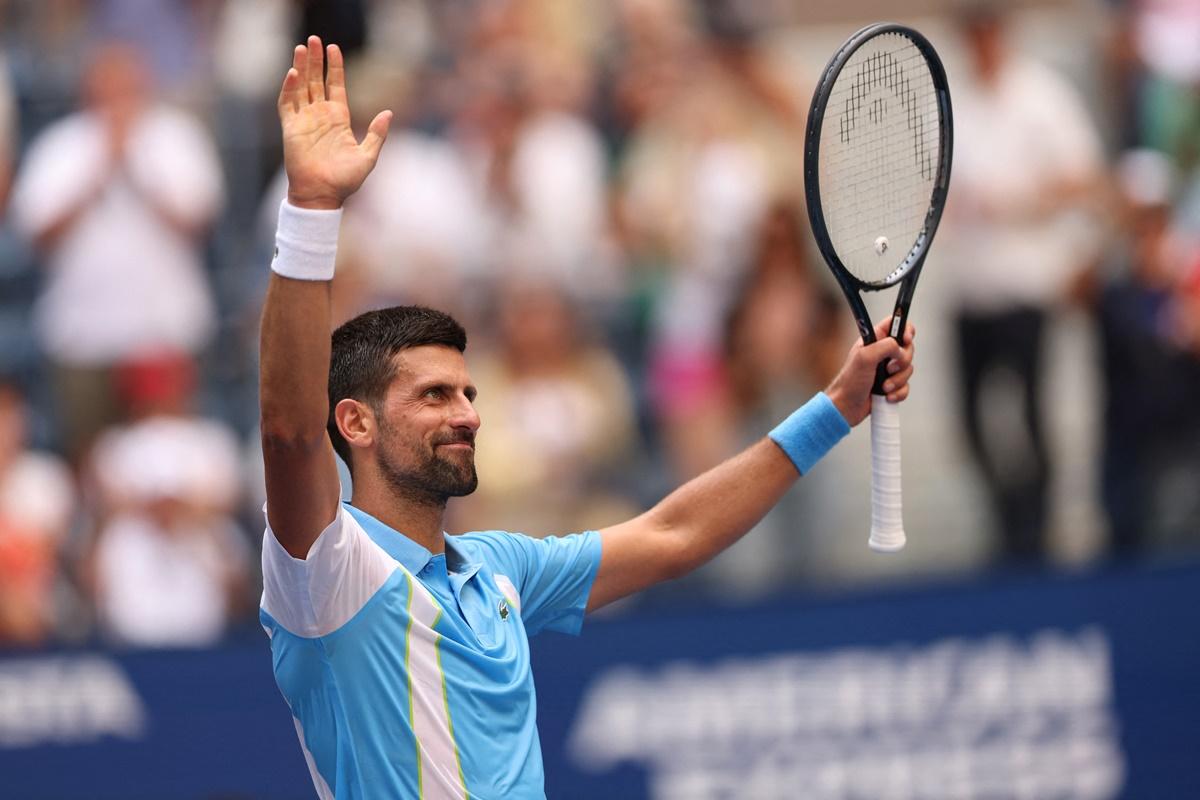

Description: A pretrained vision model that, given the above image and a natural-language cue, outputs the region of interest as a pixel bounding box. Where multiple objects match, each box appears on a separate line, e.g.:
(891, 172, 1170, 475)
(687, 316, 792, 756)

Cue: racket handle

(868, 395, 906, 552)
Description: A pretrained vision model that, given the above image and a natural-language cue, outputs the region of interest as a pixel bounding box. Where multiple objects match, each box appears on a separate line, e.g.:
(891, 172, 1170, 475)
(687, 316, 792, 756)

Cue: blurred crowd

(0, 0, 1198, 649)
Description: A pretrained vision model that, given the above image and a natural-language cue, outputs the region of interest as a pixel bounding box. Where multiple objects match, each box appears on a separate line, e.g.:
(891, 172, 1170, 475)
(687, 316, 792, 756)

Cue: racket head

(804, 23, 953, 298)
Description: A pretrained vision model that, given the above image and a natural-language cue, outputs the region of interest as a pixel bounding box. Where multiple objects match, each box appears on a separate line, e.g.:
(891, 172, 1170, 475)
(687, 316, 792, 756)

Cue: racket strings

(818, 34, 941, 285)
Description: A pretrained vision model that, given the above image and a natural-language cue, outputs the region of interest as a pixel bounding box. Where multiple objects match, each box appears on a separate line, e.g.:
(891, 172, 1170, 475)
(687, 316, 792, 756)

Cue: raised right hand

(824, 319, 915, 426)
(277, 36, 391, 210)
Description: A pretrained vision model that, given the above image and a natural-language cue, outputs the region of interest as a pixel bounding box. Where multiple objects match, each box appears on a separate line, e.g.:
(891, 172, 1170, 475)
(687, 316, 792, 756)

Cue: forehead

(388, 345, 471, 388)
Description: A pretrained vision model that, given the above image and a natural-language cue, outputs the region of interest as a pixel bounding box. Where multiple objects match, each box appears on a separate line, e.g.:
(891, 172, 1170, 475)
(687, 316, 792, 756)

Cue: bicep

(587, 513, 684, 612)
(262, 431, 342, 559)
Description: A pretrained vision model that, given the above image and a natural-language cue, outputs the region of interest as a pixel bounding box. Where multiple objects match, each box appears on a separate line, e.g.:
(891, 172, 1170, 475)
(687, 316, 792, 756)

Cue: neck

(350, 479, 447, 555)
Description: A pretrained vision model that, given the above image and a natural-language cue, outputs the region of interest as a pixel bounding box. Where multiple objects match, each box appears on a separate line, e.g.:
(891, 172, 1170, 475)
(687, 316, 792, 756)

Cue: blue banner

(0, 561, 1196, 799)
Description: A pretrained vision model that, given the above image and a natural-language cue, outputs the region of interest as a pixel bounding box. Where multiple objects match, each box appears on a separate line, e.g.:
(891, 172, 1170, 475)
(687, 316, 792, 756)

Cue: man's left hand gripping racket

(803, 23, 953, 552)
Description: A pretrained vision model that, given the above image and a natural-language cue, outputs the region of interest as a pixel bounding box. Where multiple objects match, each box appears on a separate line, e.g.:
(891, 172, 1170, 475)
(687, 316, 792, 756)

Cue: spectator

(453, 281, 639, 537)
(1097, 150, 1200, 554)
(725, 201, 844, 422)
(0, 380, 75, 647)
(86, 352, 249, 647)
(10, 41, 224, 463)
(452, 38, 619, 301)
(619, 52, 771, 480)
(944, 6, 1104, 563)
(499, 49, 619, 300)
(340, 66, 490, 322)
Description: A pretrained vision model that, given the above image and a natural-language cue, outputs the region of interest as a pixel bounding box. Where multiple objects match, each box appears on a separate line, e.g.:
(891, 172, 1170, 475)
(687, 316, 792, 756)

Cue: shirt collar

(344, 503, 434, 574)
(343, 502, 482, 581)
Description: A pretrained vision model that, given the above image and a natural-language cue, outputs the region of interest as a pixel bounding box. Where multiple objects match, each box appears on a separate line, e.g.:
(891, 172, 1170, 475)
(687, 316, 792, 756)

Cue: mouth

(436, 442, 475, 452)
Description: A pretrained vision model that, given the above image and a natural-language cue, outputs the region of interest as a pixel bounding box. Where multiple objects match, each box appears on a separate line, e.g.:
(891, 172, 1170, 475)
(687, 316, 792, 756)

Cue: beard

(376, 424, 478, 508)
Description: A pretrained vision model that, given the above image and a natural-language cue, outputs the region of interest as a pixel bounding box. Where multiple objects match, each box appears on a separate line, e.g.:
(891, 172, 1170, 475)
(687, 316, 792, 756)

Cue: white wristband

(271, 200, 343, 281)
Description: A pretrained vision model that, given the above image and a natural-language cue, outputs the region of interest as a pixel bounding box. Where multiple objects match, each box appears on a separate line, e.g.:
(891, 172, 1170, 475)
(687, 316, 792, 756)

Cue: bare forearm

(588, 437, 800, 610)
(259, 275, 332, 442)
(647, 438, 797, 573)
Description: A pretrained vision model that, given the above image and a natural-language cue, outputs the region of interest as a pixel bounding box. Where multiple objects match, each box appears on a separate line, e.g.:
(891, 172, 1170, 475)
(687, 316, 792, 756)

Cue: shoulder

(20, 113, 100, 167)
(261, 504, 401, 638)
(452, 529, 527, 561)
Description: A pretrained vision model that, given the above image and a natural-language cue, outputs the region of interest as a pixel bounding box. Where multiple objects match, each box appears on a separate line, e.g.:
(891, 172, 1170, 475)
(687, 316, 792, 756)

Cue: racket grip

(868, 395, 906, 552)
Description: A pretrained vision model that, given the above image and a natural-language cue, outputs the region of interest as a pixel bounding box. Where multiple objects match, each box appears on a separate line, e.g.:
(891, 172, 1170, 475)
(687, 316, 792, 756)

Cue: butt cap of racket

(868, 395, 906, 552)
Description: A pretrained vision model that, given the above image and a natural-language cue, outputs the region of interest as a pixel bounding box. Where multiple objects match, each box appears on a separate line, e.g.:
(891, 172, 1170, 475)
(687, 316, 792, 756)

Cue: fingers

(305, 35, 325, 102)
(277, 66, 302, 117)
(881, 362, 914, 399)
(360, 109, 393, 163)
(326, 44, 346, 105)
(860, 335, 902, 366)
(278, 43, 308, 115)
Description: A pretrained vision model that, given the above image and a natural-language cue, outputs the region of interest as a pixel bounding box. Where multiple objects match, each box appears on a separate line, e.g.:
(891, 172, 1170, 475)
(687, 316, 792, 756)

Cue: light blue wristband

(768, 392, 850, 475)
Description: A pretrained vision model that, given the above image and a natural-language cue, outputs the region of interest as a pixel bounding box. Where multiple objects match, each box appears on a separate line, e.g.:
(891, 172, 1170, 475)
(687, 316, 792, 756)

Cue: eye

(423, 387, 444, 400)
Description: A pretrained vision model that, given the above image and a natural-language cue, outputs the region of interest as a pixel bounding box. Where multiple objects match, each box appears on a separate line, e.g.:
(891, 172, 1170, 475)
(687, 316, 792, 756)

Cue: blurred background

(0, 0, 1197, 797)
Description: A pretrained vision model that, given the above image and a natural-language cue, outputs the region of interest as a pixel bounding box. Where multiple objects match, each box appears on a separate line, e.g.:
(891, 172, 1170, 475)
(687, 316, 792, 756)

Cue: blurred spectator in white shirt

(86, 351, 248, 648)
(945, 7, 1104, 563)
(10, 42, 224, 462)
(340, 67, 490, 321)
(0, 380, 75, 647)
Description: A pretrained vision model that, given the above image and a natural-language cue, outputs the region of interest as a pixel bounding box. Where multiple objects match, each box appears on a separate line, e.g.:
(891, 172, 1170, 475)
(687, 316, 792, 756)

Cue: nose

(450, 392, 481, 433)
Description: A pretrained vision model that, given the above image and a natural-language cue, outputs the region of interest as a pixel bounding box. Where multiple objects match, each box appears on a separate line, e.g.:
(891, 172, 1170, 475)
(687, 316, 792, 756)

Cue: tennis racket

(803, 23, 953, 552)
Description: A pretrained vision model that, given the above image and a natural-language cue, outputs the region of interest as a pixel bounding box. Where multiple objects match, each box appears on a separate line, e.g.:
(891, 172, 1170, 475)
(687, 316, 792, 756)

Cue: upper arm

(259, 273, 341, 560)
(261, 430, 342, 559)
(587, 512, 684, 613)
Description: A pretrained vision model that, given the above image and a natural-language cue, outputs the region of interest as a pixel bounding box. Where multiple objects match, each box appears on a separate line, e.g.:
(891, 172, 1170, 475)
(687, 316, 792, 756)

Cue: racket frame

(802, 22, 953, 552)
(803, 22, 953, 359)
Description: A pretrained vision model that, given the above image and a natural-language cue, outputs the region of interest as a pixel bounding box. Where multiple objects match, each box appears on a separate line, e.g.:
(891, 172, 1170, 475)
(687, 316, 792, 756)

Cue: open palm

(277, 36, 391, 210)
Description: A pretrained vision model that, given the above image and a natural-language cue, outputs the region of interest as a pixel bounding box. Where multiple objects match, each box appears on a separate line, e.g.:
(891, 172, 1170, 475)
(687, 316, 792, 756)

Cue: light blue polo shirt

(259, 502, 602, 799)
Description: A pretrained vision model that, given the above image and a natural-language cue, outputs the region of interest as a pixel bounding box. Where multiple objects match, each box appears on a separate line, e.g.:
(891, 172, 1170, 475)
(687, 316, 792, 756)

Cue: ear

(334, 398, 377, 453)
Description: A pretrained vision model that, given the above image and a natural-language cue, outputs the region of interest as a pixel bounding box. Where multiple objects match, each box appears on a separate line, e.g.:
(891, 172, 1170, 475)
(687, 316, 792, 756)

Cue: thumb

(360, 110, 393, 163)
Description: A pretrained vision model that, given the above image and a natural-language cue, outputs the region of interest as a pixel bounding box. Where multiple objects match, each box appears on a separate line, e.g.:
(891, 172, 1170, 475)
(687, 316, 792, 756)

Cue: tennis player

(261, 37, 914, 799)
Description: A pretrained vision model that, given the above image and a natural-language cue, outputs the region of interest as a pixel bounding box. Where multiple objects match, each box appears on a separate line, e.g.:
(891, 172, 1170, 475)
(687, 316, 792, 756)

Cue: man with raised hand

(260, 36, 914, 799)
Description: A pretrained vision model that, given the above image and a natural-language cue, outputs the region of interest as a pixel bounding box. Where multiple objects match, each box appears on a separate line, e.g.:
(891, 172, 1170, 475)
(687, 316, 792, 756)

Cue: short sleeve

(11, 116, 109, 238)
(468, 531, 602, 637)
(261, 505, 397, 638)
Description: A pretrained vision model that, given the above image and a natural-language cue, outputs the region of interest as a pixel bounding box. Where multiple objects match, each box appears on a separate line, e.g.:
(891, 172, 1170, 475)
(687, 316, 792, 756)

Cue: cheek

(378, 413, 435, 454)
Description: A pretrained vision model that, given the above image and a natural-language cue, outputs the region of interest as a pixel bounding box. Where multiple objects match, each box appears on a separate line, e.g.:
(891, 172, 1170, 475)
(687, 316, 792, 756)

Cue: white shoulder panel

(261, 505, 397, 638)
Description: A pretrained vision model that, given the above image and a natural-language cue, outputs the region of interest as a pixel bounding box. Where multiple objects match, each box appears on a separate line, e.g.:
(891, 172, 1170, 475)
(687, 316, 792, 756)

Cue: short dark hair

(328, 305, 467, 467)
